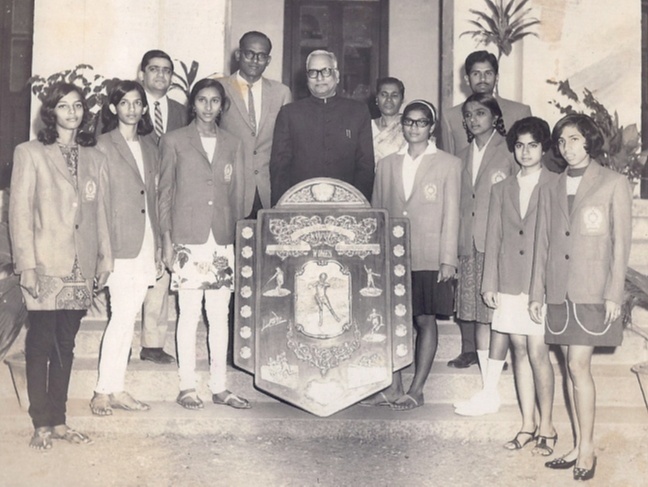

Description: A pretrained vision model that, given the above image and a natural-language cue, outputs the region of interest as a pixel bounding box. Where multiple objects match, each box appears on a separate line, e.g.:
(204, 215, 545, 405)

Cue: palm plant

(461, 0, 540, 62)
(169, 59, 200, 101)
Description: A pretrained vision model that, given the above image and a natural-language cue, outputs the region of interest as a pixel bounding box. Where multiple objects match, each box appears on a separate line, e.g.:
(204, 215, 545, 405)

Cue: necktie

(247, 84, 257, 133)
(154, 101, 164, 139)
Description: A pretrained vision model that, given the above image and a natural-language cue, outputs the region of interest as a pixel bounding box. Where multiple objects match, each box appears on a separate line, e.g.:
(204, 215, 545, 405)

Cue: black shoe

(545, 455, 577, 469)
(447, 352, 478, 368)
(140, 347, 176, 364)
(573, 456, 597, 481)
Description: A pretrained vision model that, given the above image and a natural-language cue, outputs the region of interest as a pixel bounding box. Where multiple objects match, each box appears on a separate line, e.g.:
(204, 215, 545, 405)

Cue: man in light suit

(137, 49, 188, 364)
(440, 50, 532, 156)
(218, 31, 292, 219)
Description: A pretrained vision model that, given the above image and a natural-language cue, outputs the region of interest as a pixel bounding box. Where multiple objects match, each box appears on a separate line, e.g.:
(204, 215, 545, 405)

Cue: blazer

(10, 140, 112, 278)
(218, 74, 292, 214)
(158, 121, 245, 246)
(96, 130, 160, 258)
(457, 133, 517, 256)
(481, 167, 558, 295)
(440, 96, 531, 155)
(269, 94, 375, 205)
(144, 97, 188, 146)
(529, 162, 632, 306)
(372, 147, 461, 271)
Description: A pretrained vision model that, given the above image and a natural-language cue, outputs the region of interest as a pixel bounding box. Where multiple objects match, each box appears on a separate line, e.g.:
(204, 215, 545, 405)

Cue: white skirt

(491, 292, 545, 336)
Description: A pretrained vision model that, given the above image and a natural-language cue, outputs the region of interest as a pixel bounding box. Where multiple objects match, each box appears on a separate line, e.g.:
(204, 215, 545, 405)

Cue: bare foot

(29, 427, 52, 451)
(391, 393, 424, 411)
(90, 392, 113, 416)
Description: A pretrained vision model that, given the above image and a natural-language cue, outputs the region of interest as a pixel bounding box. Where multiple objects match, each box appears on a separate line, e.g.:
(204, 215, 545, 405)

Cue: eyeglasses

(241, 49, 270, 63)
(402, 118, 431, 128)
(306, 67, 334, 79)
(146, 65, 172, 76)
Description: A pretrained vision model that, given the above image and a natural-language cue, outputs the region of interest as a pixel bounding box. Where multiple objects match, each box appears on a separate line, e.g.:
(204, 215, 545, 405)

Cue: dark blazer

(219, 74, 292, 214)
(440, 96, 531, 155)
(269, 94, 375, 205)
(96, 130, 160, 258)
(158, 121, 245, 246)
(530, 162, 632, 305)
(144, 98, 188, 146)
(10, 140, 112, 278)
(457, 133, 517, 256)
(372, 147, 461, 271)
(481, 167, 558, 295)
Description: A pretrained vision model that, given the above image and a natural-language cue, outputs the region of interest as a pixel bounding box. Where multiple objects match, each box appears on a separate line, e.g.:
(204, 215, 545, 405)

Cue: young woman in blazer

(456, 118, 559, 456)
(10, 82, 112, 450)
(371, 100, 461, 410)
(530, 114, 632, 481)
(452, 94, 516, 383)
(158, 78, 248, 410)
(90, 80, 161, 416)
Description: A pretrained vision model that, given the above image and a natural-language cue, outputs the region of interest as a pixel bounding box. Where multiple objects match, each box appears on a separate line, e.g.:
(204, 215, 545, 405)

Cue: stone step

(0, 398, 646, 442)
(71, 317, 648, 366)
(3, 352, 645, 410)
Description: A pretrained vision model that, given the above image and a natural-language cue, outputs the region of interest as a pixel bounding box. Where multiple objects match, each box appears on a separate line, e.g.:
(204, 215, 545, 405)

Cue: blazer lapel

(571, 162, 601, 215)
(556, 172, 570, 221)
(463, 144, 475, 186)
(45, 143, 76, 187)
(187, 123, 212, 168)
(111, 130, 144, 184)
(258, 78, 273, 133)
(393, 155, 408, 204)
(507, 176, 522, 219)
(525, 167, 550, 219)
(229, 75, 255, 131)
(475, 134, 501, 186)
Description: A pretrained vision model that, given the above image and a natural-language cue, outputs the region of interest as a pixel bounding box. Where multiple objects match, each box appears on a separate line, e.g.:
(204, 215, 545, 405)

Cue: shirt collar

(236, 71, 262, 88)
(397, 140, 438, 156)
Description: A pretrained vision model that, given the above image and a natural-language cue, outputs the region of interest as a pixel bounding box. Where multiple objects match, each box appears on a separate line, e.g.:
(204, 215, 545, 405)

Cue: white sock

(483, 358, 505, 395)
(477, 349, 489, 385)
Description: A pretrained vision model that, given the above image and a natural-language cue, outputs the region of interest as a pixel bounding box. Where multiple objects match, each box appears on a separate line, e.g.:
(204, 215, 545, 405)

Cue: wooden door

(0, 0, 33, 188)
(283, 0, 388, 102)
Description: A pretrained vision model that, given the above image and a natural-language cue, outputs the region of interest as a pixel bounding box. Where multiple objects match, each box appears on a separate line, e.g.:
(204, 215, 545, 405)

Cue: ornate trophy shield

(234, 178, 413, 417)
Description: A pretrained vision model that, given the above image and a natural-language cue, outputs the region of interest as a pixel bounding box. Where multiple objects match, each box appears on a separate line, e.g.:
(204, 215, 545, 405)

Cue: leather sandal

(176, 389, 204, 410)
(503, 430, 536, 450)
(109, 391, 151, 411)
(29, 427, 52, 451)
(90, 392, 113, 416)
(533, 433, 558, 457)
(52, 425, 93, 444)
(212, 390, 251, 409)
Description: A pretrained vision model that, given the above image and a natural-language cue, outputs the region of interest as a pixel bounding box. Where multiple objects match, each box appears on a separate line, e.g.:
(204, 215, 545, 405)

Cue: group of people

(10, 30, 631, 482)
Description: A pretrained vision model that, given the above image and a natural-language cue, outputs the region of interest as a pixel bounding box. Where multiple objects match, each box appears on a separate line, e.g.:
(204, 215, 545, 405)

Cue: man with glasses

(218, 32, 292, 219)
(136, 49, 188, 365)
(440, 50, 530, 370)
(269, 50, 374, 205)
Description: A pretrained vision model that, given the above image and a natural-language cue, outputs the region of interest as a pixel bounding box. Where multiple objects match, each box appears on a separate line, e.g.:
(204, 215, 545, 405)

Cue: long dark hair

(188, 78, 229, 125)
(461, 93, 506, 143)
(101, 80, 153, 135)
(37, 82, 96, 146)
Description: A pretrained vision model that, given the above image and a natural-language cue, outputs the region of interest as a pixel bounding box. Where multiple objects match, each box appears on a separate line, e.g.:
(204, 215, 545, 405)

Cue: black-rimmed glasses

(402, 118, 431, 128)
(306, 67, 334, 79)
(241, 49, 270, 63)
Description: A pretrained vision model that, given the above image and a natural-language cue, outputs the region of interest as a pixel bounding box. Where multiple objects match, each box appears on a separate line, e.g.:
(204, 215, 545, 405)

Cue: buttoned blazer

(529, 162, 632, 305)
(96, 130, 160, 258)
(481, 167, 558, 295)
(158, 121, 245, 246)
(219, 75, 292, 215)
(440, 96, 531, 155)
(9, 140, 112, 278)
(269, 94, 375, 205)
(457, 133, 517, 256)
(372, 149, 461, 271)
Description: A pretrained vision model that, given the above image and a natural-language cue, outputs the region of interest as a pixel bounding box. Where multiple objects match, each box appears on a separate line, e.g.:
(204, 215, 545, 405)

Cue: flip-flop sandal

(390, 394, 423, 411)
(29, 427, 52, 451)
(52, 426, 93, 445)
(503, 430, 537, 450)
(176, 389, 204, 410)
(212, 391, 251, 409)
(90, 392, 113, 416)
(359, 392, 393, 407)
(109, 391, 151, 411)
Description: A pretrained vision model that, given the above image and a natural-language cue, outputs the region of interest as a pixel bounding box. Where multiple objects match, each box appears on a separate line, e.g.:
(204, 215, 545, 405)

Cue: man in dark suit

(440, 50, 531, 369)
(218, 31, 292, 219)
(440, 50, 532, 156)
(137, 49, 188, 364)
(269, 50, 374, 205)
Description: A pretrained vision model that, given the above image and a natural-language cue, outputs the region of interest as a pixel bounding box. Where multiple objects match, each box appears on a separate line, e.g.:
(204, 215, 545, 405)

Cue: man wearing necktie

(218, 31, 292, 219)
(136, 49, 188, 365)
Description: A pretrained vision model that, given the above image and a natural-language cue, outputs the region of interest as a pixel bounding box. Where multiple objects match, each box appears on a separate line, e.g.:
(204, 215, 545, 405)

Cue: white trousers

(95, 271, 151, 394)
(177, 287, 231, 393)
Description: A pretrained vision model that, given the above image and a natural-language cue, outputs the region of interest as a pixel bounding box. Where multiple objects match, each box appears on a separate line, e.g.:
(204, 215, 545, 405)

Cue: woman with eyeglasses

(370, 100, 461, 410)
(10, 82, 112, 449)
(158, 78, 249, 411)
(453, 93, 516, 416)
(371, 77, 406, 164)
